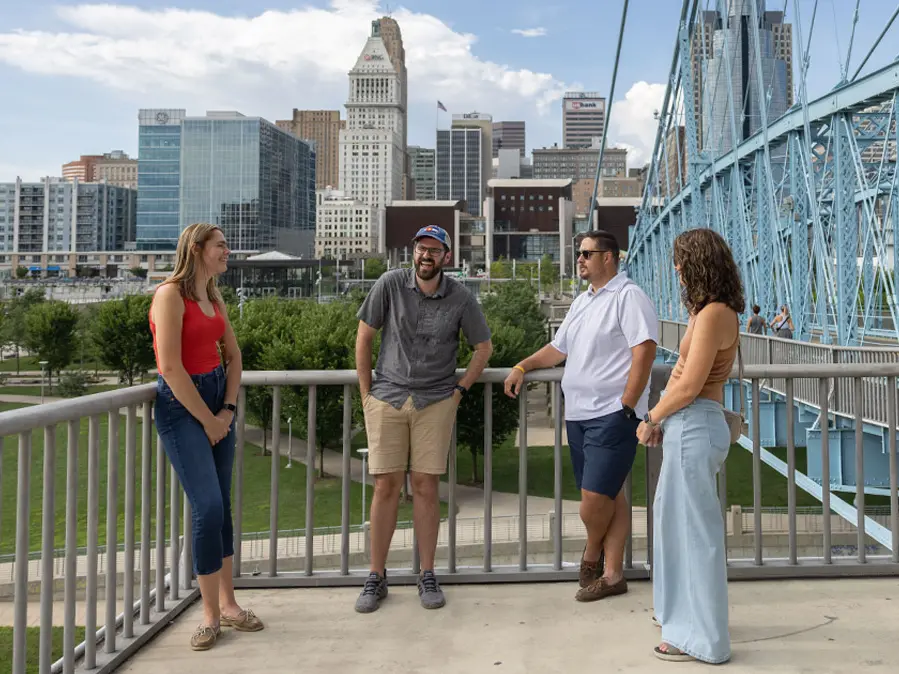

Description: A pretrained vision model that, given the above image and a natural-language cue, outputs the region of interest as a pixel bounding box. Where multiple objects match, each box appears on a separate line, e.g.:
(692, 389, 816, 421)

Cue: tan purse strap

(737, 320, 746, 418)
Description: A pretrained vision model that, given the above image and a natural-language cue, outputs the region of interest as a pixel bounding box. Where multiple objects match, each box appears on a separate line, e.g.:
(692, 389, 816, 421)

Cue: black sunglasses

(578, 249, 613, 259)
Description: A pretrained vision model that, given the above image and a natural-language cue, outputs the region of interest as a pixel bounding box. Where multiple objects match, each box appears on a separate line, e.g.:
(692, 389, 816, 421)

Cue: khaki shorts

(362, 394, 458, 475)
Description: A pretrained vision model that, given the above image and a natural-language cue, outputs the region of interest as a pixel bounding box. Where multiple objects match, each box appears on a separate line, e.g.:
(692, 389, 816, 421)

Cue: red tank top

(150, 293, 226, 375)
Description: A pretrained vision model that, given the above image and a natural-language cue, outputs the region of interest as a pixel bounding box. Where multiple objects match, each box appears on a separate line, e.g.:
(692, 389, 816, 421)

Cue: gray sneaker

(417, 570, 446, 609)
(355, 571, 388, 613)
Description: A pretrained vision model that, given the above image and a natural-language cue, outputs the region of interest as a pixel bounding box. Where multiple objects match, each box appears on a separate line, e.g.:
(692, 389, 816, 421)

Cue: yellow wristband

(514, 365, 526, 374)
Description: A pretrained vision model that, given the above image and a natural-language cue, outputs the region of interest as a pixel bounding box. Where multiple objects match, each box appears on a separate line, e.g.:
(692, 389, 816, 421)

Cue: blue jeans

(653, 398, 731, 664)
(155, 365, 235, 576)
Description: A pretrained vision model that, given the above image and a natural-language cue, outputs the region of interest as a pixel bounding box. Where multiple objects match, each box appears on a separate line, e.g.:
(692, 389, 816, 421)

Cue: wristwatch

(621, 404, 637, 420)
(454, 384, 468, 398)
(643, 412, 657, 426)
(223, 403, 237, 413)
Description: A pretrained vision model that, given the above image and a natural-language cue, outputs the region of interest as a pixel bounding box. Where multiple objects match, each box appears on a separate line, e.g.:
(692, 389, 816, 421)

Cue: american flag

(437, 100, 447, 112)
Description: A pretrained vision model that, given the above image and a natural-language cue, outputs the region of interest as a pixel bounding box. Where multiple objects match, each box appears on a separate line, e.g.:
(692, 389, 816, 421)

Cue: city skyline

(1, 0, 890, 183)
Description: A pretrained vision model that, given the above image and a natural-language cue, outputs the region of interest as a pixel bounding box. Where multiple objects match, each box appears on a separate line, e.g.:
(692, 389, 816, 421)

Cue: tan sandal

(654, 644, 695, 662)
(220, 608, 264, 632)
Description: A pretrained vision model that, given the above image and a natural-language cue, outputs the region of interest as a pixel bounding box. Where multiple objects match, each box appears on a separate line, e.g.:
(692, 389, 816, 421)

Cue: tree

(259, 299, 367, 476)
(456, 282, 547, 483)
(490, 257, 511, 279)
(15, 266, 28, 279)
(3, 289, 46, 373)
(129, 266, 148, 279)
(24, 300, 79, 382)
(539, 254, 560, 289)
(364, 257, 387, 279)
(91, 295, 156, 386)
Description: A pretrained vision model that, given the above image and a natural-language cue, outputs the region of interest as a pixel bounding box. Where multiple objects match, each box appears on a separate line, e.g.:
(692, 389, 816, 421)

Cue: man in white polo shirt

(504, 229, 657, 602)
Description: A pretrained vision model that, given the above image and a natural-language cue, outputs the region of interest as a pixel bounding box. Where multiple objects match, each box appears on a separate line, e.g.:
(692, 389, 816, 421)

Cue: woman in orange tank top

(150, 223, 263, 651)
(635, 228, 745, 665)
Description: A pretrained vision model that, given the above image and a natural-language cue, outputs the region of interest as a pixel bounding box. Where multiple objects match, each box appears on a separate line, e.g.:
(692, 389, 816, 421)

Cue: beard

(414, 258, 441, 281)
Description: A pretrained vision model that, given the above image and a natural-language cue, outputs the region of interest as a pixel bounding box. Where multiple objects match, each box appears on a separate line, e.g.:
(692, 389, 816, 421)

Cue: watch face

(155, 111, 170, 124)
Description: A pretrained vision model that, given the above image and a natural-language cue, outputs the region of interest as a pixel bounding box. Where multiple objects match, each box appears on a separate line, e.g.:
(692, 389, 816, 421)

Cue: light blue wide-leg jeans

(653, 398, 731, 664)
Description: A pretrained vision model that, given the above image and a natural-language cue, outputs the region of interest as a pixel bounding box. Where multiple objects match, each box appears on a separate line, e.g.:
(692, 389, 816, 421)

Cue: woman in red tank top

(150, 223, 263, 651)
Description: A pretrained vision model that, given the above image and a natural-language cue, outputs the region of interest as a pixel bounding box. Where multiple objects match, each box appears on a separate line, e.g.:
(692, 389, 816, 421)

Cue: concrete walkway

(117, 578, 899, 673)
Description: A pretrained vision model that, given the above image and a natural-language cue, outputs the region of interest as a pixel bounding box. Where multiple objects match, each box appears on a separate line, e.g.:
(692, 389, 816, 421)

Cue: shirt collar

(587, 271, 628, 297)
(405, 267, 448, 298)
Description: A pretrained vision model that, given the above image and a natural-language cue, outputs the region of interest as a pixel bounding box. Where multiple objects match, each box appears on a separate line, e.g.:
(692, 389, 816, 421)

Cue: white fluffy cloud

(0, 2, 665, 178)
(0, 2, 567, 148)
(608, 81, 666, 168)
(511, 28, 547, 38)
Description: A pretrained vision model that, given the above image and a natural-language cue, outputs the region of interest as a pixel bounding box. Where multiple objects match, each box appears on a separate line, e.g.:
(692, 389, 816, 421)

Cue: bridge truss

(627, 0, 899, 345)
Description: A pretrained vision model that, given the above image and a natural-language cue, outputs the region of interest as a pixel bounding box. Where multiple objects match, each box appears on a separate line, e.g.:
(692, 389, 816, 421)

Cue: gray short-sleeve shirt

(357, 268, 491, 409)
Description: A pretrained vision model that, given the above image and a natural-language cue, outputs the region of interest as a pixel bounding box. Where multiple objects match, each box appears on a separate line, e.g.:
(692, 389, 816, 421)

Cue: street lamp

(286, 417, 293, 468)
(39, 360, 48, 404)
(358, 448, 370, 525)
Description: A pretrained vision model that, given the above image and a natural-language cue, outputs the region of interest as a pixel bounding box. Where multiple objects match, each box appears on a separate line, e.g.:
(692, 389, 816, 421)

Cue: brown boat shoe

(578, 548, 604, 588)
(220, 608, 265, 632)
(575, 576, 628, 602)
(190, 623, 221, 651)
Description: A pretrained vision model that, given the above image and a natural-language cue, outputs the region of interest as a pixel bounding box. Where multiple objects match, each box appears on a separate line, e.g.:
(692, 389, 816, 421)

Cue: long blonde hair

(163, 223, 224, 304)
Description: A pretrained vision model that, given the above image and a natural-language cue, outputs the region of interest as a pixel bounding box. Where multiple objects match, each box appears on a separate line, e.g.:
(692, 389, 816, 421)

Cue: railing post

(139, 403, 152, 625)
(269, 386, 282, 577)
(39, 425, 56, 674)
(483, 383, 493, 573)
(63, 420, 79, 674)
(854, 377, 866, 563)
(888, 377, 898, 563)
(233, 387, 246, 577)
(124, 406, 137, 637)
(752, 378, 763, 565)
(85, 417, 101, 668)
(106, 411, 120, 653)
(518, 384, 528, 571)
(308, 385, 320, 576)
(13, 432, 32, 674)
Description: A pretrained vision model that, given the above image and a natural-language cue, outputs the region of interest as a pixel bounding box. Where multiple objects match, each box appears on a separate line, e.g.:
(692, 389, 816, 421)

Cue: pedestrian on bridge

(150, 223, 264, 652)
(504, 229, 658, 603)
(636, 227, 744, 664)
(747, 304, 767, 334)
(354, 225, 493, 614)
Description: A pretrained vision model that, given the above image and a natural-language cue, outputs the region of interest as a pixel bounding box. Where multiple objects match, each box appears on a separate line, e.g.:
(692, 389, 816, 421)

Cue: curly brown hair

(673, 228, 745, 315)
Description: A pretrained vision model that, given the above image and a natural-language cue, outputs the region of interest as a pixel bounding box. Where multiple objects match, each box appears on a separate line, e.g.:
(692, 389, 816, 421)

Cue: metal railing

(0, 363, 898, 673)
(659, 319, 899, 429)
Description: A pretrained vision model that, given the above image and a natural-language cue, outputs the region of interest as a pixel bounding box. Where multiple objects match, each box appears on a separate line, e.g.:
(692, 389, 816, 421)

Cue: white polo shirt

(550, 272, 658, 421)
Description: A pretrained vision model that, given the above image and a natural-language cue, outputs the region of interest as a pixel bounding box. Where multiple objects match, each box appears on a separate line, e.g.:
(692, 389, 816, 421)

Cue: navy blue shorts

(566, 409, 639, 498)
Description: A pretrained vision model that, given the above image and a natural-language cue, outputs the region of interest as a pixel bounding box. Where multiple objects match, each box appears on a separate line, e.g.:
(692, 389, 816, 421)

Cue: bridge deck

(119, 578, 898, 673)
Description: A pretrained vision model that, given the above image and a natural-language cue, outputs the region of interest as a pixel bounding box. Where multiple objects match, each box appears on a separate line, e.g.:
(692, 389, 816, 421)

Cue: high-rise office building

(532, 145, 627, 181)
(276, 110, 345, 190)
(701, 0, 792, 154)
(493, 121, 526, 158)
(0, 177, 135, 254)
(179, 112, 315, 255)
(448, 112, 492, 216)
(315, 188, 374, 259)
(137, 109, 315, 254)
(436, 127, 483, 216)
(408, 146, 436, 200)
(338, 20, 406, 252)
(377, 17, 411, 200)
(562, 93, 606, 149)
(136, 109, 186, 250)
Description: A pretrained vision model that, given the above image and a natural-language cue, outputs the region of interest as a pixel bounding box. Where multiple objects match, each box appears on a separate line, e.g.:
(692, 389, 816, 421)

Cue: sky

(0, 0, 896, 182)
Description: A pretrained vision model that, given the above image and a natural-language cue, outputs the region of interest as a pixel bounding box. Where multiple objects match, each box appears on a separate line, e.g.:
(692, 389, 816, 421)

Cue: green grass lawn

(0, 356, 108, 374)
(0, 402, 425, 556)
(0, 626, 87, 674)
(0, 385, 123, 397)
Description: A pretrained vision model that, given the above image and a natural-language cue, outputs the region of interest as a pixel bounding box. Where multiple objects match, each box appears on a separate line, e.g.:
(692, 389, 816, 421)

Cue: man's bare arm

(457, 340, 493, 390)
(355, 320, 377, 396)
(621, 340, 657, 409)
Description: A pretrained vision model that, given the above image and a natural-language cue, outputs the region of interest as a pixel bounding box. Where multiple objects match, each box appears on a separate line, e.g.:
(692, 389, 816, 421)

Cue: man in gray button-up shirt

(354, 225, 492, 614)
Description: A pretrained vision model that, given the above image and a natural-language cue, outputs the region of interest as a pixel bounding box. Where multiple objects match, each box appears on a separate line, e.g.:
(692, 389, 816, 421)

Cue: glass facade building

(136, 109, 185, 250)
(137, 110, 316, 254)
(436, 128, 483, 216)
